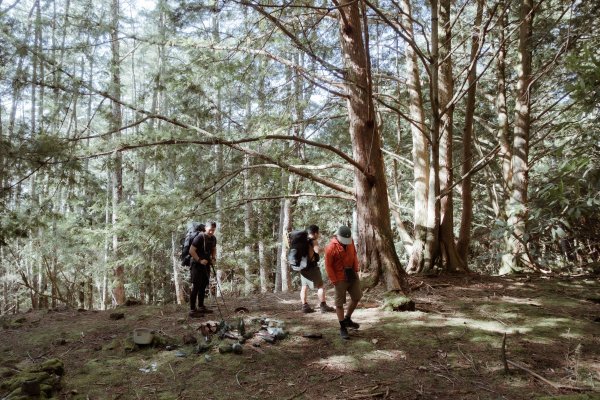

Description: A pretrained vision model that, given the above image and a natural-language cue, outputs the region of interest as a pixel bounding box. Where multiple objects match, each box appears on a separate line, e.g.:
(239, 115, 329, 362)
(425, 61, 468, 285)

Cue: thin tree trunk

(243, 154, 253, 295)
(337, 1, 408, 291)
(400, 0, 432, 274)
(102, 177, 110, 310)
(495, 6, 515, 271)
(212, 4, 225, 297)
(172, 232, 185, 305)
(86, 276, 93, 310)
(279, 174, 294, 292)
(425, 0, 442, 272)
(438, 0, 465, 272)
(457, 0, 484, 263)
(110, 0, 125, 304)
(259, 240, 268, 293)
(215, 142, 225, 297)
(496, 7, 512, 211)
(504, 0, 535, 273)
(274, 192, 284, 292)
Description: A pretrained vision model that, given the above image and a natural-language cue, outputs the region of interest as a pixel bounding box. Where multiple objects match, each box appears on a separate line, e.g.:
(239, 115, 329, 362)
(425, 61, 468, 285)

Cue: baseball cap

(336, 226, 352, 245)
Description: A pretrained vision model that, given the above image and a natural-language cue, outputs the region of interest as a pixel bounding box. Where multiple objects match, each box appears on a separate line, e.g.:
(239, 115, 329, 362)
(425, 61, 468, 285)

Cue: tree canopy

(0, 0, 598, 310)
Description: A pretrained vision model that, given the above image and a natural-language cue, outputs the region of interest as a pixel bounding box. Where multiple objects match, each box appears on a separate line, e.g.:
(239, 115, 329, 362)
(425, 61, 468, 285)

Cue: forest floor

(1, 274, 600, 400)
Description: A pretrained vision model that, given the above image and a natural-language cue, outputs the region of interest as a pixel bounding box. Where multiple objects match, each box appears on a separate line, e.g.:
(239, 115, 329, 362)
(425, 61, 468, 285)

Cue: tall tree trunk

(86, 276, 93, 310)
(495, 6, 514, 271)
(28, 0, 42, 309)
(171, 232, 185, 305)
(437, 0, 465, 272)
(400, 0, 432, 274)
(425, 0, 442, 272)
(496, 7, 512, 212)
(274, 191, 284, 292)
(258, 240, 268, 293)
(503, 0, 535, 273)
(279, 174, 294, 292)
(212, 4, 225, 297)
(215, 142, 225, 297)
(337, 1, 408, 291)
(243, 154, 253, 295)
(457, 0, 484, 262)
(102, 176, 111, 310)
(110, 0, 125, 304)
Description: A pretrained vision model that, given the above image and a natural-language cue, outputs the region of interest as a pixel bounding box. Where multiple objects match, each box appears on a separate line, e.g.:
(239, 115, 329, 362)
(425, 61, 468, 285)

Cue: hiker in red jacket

(324, 226, 362, 340)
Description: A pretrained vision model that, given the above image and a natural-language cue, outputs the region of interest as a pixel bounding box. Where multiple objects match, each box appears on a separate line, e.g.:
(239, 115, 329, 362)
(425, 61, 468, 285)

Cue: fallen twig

(235, 368, 246, 387)
(506, 360, 587, 391)
(501, 333, 509, 373)
(284, 388, 307, 400)
(348, 392, 386, 399)
(325, 374, 343, 382)
(457, 344, 478, 374)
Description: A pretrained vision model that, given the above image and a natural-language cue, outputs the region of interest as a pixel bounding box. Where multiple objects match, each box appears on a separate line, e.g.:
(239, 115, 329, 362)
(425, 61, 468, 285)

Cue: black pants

(190, 263, 210, 310)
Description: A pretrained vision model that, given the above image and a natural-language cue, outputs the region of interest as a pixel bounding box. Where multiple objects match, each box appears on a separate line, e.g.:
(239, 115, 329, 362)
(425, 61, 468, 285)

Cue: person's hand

(200, 259, 208, 265)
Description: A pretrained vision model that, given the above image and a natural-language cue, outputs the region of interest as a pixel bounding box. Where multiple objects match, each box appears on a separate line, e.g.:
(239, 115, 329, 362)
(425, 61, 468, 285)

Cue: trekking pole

(203, 264, 224, 321)
(210, 264, 230, 315)
(210, 288, 225, 321)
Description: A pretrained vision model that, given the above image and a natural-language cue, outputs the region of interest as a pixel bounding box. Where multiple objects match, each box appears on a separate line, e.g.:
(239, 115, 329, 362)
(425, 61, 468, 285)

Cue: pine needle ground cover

(1, 275, 599, 400)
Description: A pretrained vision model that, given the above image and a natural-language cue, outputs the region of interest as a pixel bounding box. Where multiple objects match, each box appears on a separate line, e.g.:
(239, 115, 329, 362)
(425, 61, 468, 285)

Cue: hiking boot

(339, 325, 350, 340)
(344, 317, 360, 329)
(319, 303, 335, 313)
(189, 309, 204, 318)
(197, 306, 214, 314)
(302, 303, 315, 313)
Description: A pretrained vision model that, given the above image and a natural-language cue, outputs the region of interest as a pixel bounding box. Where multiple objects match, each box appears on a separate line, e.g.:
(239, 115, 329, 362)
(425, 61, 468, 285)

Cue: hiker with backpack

(188, 221, 218, 316)
(180, 223, 205, 268)
(324, 226, 362, 340)
(296, 225, 335, 313)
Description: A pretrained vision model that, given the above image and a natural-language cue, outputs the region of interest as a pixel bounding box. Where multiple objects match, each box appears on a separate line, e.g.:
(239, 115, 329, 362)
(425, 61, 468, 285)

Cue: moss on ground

(2, 276, 599, 400)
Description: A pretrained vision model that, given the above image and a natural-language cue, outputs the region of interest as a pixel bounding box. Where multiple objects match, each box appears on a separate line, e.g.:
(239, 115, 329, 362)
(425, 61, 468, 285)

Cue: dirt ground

(1, 274, 599, 400)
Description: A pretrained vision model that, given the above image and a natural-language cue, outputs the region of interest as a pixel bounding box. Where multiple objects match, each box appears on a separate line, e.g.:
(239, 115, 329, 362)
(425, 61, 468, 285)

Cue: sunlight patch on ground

(559, 328, 585, 340)
(276, 298, 298, 306)
(399, 314, 531, 334)
(498, 296, 542, 306)
(314, 355, 360, 372)
(351, 308, 419, 324)
(361, 349, 407, 362)
(534, 317, 572, 327)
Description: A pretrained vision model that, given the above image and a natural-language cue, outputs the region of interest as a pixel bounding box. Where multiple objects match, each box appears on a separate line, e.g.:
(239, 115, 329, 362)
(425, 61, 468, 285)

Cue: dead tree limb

(502, 333, 509, 373)
(506, 360, 587, 391)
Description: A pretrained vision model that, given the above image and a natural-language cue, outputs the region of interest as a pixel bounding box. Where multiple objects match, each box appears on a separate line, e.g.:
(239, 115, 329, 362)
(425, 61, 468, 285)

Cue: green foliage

(2, 0, 599, 311)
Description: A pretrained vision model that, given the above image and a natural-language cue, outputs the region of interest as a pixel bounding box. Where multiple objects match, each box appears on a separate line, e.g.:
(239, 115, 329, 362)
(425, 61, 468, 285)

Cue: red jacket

(325, 236, 359, 284)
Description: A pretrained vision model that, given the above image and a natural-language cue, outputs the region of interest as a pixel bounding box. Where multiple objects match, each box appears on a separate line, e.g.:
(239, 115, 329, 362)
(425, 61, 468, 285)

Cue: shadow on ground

(1, 274, 599, 399)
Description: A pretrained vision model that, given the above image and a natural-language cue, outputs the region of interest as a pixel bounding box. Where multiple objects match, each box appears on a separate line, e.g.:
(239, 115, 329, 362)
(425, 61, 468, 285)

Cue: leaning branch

(64, 135, 363, 177)
(239, 0, 346, 78)
(193, 192, 355, 217)
(437, 145, 500, 200)
(2, 25, 371, 191)
(18, 272, 73, 307)
(506, 360, 587, 391)
(363, 0, 431, 69)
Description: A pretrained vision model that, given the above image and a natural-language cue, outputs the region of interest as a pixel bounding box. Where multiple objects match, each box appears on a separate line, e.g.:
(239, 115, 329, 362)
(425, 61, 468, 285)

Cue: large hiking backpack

(287, 230, 310, 271)
(180, 222, 205, 266)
